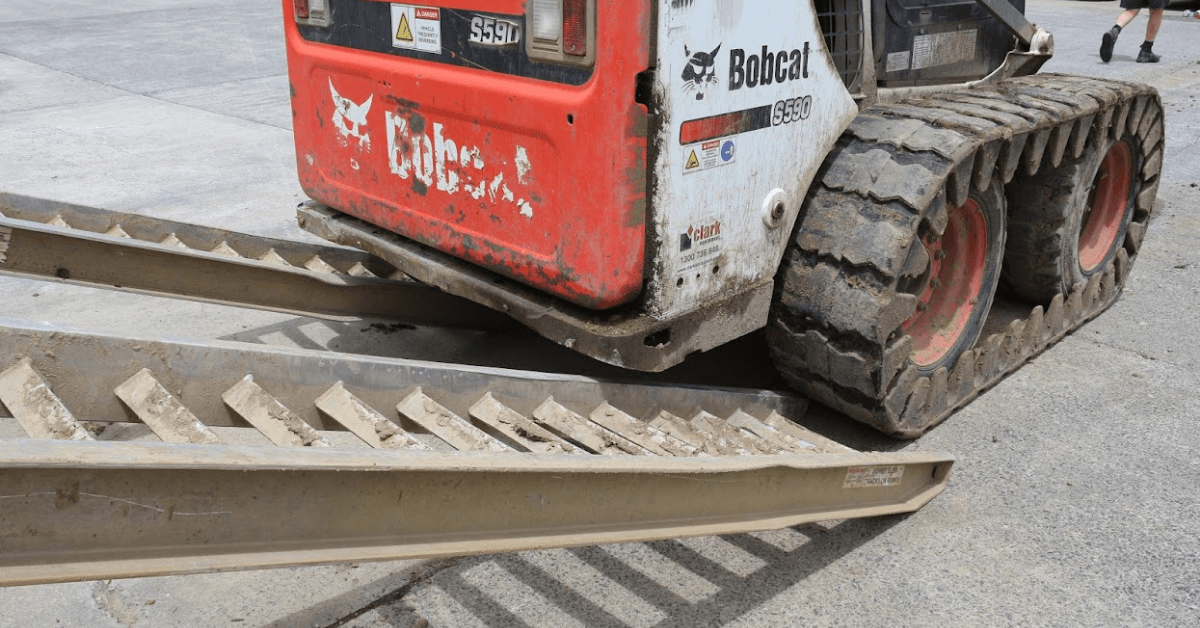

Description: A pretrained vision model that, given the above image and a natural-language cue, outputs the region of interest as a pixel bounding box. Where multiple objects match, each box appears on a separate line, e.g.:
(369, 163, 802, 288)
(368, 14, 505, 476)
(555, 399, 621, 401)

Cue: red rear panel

(285, 0, 649, 309)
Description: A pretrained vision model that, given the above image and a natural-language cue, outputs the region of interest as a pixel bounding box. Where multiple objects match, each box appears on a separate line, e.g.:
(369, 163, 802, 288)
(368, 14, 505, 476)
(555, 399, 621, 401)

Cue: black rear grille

(815, 0, 865, 91)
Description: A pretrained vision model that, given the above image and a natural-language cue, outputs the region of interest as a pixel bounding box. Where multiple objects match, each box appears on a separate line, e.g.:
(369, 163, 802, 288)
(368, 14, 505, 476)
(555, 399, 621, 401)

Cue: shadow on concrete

(271, 515, 908, 628)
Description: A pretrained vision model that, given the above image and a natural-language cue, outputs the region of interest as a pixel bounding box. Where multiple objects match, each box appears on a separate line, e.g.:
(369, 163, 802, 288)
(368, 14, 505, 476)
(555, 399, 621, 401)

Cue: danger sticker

(391, 4, 442, 53)
(843, 465, 905, 489)
(682, 138, 736, 174)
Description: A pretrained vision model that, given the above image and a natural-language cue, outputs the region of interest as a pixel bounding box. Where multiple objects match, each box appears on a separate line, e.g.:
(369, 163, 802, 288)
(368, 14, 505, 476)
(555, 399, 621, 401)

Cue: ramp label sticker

(843, 465, 905, 488)
(681, 138, 735, 174)
(391, 4, 442, 53)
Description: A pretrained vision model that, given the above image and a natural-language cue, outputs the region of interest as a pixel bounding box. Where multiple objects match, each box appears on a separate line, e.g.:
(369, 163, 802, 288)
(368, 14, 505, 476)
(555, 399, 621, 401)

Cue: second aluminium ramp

(0, 318, 951, 586)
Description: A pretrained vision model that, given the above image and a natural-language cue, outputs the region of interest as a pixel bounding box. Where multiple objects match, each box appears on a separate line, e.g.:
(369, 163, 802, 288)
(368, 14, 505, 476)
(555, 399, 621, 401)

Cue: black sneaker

(1100, 32, 1116, 63)
(1137, 48, 1160, 63)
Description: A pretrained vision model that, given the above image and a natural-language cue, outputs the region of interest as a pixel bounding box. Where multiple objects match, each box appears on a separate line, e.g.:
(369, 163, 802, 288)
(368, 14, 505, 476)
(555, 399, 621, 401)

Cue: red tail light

(529, 0, 593, 65)
(563, 0, 587, 57)
(293, 0, 329, 27)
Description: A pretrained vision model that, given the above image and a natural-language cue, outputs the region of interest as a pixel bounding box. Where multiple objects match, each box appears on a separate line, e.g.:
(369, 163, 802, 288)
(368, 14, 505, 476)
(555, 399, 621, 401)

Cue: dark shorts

(1120, 0, 1167, 10)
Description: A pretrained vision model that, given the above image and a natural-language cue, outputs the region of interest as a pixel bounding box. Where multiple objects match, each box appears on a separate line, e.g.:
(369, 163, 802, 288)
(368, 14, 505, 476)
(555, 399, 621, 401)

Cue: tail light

(528, 0, 594, 65)
(562, 0, 587, 57)
(294, 0, 330, 27)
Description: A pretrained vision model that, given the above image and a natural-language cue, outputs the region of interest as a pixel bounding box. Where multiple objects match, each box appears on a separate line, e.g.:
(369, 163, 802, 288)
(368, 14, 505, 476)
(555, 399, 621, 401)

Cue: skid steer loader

(286, 0, 1160, 436)
(0, 0, 1161, 585)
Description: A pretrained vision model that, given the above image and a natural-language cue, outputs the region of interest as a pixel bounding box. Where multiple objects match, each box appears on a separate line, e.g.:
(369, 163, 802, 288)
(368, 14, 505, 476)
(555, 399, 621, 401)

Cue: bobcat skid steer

(286, 0, 1161, 436)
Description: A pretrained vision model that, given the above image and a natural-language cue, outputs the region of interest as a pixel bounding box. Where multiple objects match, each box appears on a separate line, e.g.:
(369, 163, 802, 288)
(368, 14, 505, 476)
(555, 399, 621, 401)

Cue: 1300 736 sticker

(682, 138, 736, 174)
(843, 465, 905, 488)
(677, 218, 722, 273)
(391, 4, 442, 53)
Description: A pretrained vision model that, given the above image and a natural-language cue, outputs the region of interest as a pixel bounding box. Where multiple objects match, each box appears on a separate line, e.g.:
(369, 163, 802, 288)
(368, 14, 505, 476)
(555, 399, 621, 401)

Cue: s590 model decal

(469, 15, 520, 46)
(729, 44, 811, 90)
(385, 112, 536, 219)
(771, 95, 812, 126)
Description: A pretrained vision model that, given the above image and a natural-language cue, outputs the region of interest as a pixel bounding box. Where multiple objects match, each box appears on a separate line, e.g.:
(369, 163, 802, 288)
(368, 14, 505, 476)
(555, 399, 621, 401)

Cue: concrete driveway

(1, 1, 1198, 626)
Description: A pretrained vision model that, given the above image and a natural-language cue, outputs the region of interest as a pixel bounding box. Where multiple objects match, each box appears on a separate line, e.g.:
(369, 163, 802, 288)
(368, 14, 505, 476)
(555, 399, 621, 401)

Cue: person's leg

(1137, 9, 1163, 62)
(1145, 8, 1162, 41)
(1102, 9, 1137, 62)
(1117, 8, 1141, 28)
(1102, 8, 1142, 62)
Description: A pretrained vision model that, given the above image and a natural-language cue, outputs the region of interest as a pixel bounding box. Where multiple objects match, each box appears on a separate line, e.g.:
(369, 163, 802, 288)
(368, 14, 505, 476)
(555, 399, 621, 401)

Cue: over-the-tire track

(768, 73, 1163, 437)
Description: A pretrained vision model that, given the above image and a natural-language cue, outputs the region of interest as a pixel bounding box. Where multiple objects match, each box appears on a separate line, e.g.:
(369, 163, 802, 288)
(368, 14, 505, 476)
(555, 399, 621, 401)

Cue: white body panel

(646, 0, 858, 318)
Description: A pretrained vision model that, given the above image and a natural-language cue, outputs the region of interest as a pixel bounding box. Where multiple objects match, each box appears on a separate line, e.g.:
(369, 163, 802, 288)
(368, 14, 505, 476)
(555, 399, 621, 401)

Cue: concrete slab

(1, 1, 203, 24)
(3, 0, 1200, 627)
(0, 54, 128, 115)
(0, 561, 428, 628)
(152, 75, 294, 130)
(0, 2, 285, 95)
(0, 95, 303, 236)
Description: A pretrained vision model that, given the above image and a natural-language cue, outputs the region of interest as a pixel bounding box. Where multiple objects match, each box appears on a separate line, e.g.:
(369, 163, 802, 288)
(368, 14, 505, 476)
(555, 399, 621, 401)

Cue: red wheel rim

(1079, 141, 1133, 273)
(902, 199, 989, 368)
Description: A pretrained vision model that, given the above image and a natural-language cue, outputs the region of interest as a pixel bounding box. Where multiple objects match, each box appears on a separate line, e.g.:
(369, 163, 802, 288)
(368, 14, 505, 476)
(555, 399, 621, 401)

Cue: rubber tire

(898, 177, 1007, 376)
(1003, 135, 1141, 304)
(768, 174, 1006, 412)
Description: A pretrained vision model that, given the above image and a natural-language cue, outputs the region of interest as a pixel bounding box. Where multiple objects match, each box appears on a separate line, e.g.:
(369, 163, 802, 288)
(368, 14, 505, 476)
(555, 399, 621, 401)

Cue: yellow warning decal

(684, 150, 700, 170)
(396, 13, 414, 42)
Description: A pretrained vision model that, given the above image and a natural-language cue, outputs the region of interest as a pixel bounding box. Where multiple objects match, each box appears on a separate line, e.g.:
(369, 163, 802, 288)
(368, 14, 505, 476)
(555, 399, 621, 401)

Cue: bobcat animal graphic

(681, 44, 721, 100)
(329, 78, 373, 149)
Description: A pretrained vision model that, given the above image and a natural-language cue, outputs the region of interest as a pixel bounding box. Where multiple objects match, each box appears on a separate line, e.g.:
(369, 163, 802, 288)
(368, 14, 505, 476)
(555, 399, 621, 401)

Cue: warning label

(843, 465, 905, 489)
(912, 29, 976, 70)
(682, 138, 736, 174)
(391, 4, 441, 53)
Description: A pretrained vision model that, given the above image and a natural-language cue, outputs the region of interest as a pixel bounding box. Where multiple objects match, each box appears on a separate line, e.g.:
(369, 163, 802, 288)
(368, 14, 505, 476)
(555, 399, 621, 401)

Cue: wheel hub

(902, 199, 989, 368)
(1079, 140, 1133, 273)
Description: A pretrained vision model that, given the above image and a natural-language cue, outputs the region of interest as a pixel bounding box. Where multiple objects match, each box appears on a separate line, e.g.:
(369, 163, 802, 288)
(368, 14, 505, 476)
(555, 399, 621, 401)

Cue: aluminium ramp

(0, 317, 951, 586)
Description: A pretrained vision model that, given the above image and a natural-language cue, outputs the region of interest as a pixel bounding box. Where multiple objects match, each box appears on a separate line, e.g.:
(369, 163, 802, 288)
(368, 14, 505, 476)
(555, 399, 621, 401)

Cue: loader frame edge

(298, 203, 774, 372)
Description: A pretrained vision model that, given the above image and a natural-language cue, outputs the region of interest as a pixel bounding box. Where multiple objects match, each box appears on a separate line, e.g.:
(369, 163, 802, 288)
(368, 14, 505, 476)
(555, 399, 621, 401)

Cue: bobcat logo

(681, 43, 721, 100)
(329, 79, 373, 149)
